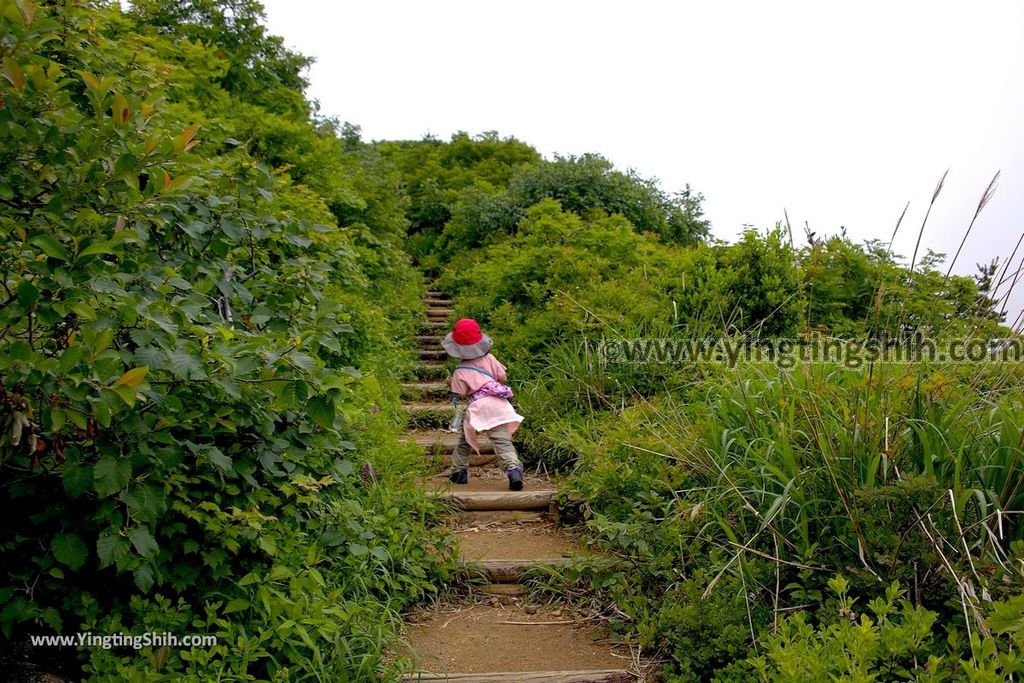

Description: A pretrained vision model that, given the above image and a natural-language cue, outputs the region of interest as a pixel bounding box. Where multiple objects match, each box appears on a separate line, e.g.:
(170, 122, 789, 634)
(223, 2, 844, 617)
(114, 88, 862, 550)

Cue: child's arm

(449, 372, 468, 397)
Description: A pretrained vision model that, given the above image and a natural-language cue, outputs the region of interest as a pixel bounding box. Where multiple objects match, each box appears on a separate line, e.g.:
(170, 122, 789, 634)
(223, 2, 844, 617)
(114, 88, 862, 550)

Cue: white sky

(262, 0, 1024, 324)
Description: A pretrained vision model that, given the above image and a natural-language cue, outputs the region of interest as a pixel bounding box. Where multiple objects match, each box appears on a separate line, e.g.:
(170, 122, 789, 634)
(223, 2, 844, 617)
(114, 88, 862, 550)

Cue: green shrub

(0, 2, 450, 679)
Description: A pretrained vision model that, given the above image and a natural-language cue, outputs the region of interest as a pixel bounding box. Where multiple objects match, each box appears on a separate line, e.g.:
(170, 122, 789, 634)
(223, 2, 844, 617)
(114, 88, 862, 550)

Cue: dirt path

(400, 289, 633, 682)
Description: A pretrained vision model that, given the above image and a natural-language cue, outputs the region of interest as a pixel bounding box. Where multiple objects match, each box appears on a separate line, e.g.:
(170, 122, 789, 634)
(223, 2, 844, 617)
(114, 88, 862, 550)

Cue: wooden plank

(474, 583, 528, 597)
(401, 381, 449, 396)
(415, 335, 443, 343)
(404, 430, 495, 455)
(456, 510, 546, 524)
(418, 349, 447, 360)
(404, 669, 631, 682)
(438, 490, 555, 511)
(404, 402, 455, 414)
(462, 558, 571, 582)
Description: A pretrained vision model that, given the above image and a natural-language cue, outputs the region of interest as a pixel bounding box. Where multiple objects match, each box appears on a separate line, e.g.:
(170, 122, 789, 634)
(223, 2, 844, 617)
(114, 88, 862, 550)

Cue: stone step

(405, 672, 631, 683)
(425, 290, 446, 297)
(422, 320, 448, 329)
(415, 335, 443, 343)
(436, 490, 555, 511)
(417, 348, 447, 361)
(423, 297, 451, 306)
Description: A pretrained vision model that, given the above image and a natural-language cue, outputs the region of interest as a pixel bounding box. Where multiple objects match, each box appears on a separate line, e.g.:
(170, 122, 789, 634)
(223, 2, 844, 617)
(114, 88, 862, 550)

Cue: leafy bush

(0, 2, 451, 679)
(749, 576, 1024, 682)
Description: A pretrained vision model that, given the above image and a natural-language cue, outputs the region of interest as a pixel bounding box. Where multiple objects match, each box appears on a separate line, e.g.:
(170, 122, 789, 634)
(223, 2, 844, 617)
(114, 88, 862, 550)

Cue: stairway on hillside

(398, 289, 634, 683)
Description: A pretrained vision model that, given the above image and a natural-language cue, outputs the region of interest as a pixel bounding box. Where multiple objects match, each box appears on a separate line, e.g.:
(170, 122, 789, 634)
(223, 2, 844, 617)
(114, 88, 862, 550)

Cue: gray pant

(453, 424, 522, 471)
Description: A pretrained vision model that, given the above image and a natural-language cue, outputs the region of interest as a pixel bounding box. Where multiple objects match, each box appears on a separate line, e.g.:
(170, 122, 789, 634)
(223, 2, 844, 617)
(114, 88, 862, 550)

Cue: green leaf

(306, 396, 336, 429)
(51, 533, 88, 571)
(133, 563, 155, 591)
(128, 526, 158, 558)
(63, 462, 93, 498)
(1, 58, 25, 93)
(16, 281, 38, 307)
(223, 598, 249, 614)
(89, 328, 115, 357)
(114, 366, 148, 388)
(79, 70, 103, 93)
(79, 241, 115, 258)
(208, 447, 232, 471)
(348, 542, 368, 557)
(96, 531, 128, 568)
(93, 456, 132, 497)
(7, 340, 31, 362)
(169, 349, 203, 379)
(31, 235, 70, 261)
(110, 384, 138, 407)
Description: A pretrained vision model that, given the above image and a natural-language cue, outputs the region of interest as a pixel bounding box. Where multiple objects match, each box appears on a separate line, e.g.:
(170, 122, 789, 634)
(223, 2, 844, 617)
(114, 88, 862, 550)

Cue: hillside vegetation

(2, 1, 1023, 681)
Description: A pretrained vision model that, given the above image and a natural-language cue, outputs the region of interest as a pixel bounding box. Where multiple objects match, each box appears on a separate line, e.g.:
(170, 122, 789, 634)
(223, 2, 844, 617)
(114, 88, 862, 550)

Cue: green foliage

(380, 136, 709, 268)
(749, 576, 1024, 683)
(0, 1, 448, 679)
(429, 143, 1018, 680)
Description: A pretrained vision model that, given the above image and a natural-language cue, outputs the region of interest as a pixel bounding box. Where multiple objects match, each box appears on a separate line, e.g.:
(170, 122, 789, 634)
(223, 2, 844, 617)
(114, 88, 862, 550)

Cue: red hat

(451, 318, 483, 345)
(443, 318, 493, 359)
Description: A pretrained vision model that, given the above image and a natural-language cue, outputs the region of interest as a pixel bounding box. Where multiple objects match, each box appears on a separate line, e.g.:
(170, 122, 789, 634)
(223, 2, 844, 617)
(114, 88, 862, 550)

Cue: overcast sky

(262, 0, 1024, 324)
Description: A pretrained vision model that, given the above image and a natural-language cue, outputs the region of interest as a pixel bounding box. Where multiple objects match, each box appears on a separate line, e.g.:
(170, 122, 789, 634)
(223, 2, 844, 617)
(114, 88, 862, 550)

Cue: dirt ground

(405, 604, 628, 674)
(456, 524, 578, 561)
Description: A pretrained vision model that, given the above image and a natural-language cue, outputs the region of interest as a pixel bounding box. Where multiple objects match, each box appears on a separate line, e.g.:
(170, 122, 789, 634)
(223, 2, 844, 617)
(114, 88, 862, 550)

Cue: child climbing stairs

(398, 287, 635, 683)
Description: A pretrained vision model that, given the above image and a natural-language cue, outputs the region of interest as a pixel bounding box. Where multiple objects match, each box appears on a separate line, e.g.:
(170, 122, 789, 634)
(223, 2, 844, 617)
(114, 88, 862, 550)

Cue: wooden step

(474, 583, 528, 597)
(415, 335, 443, 343)
(437, 490, 555, 511)
(423, 297, 451, 306)
(457, 510, 547, 524)
(404, 429, 493, 453)
(401, 381, 449, 397)
(425, 290, 446, 297)
(422, 320, 448, 328)
(405, 672, 631, 682)
(404, 402, 455, 419)
(462, 558, 571, 582)
(416, 361, 448, 379)
(418, 348, 447, 360)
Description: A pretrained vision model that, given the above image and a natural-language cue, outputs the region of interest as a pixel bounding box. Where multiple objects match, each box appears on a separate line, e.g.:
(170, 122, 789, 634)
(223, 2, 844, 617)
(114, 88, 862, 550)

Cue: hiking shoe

(507, 467, 523, 491)
(449, 467, 469, 485)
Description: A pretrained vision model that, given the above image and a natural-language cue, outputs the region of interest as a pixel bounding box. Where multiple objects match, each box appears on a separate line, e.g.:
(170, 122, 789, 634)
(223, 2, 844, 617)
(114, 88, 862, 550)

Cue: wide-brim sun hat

(442, 318, 493, 359)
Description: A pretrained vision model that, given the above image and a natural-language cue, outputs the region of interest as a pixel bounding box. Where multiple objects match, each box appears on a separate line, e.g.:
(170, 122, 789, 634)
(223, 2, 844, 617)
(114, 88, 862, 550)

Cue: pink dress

(449, 354, 524, 453)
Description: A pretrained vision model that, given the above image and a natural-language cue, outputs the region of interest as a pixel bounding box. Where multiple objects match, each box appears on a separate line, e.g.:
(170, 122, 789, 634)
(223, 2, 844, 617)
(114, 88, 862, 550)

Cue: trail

(399, 288, 633, 682)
